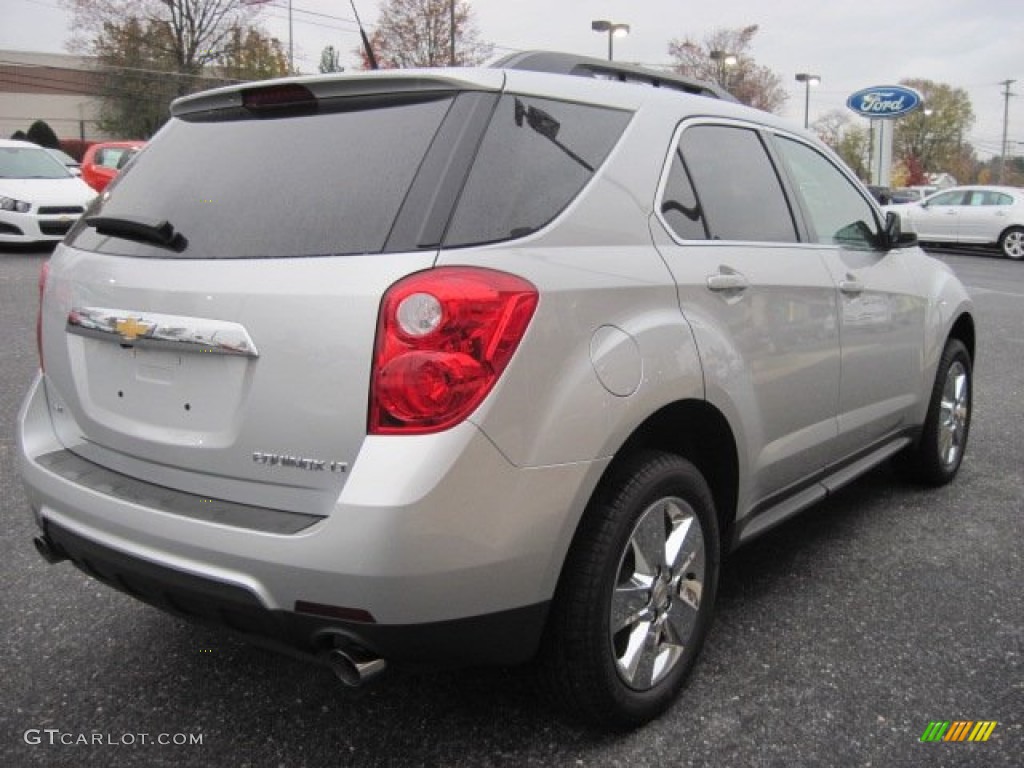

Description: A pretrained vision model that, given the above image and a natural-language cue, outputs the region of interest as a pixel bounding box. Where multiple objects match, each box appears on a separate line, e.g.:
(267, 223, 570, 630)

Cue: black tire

(539, 451, 720, 729)
(1000, 227, 1024, 260)
(897, 338, 972, 486)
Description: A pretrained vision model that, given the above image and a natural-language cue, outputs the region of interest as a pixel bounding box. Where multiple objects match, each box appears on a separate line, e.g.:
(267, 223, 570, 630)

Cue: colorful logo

(920, 721, 997, 742)
(846, 85, 923, 119)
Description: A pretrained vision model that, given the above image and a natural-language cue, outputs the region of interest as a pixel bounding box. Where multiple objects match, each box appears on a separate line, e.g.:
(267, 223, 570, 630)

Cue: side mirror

(884, 210, 917, 249)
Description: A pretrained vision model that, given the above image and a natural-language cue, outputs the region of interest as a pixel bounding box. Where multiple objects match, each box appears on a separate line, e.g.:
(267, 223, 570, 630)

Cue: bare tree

(64, 1, 287, 137)
(64, 1, 261, 91)
(812, 109, 850, 150)
(812, 109, 870, 180)
(359, 0, 493, 69)
(667, 25, 788, 114)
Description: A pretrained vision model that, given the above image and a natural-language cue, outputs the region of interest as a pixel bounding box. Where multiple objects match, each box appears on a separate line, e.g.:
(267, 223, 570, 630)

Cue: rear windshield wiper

(85, 214, 187, 251)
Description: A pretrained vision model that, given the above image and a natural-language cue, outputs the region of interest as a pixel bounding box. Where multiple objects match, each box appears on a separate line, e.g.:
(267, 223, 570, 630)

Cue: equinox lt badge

(252, 452, 348, 473)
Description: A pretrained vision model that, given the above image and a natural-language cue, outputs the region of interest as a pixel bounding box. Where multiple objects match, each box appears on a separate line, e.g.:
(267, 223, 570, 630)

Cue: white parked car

(0, 139, 96, 245)
(886, 185, 1024, 259)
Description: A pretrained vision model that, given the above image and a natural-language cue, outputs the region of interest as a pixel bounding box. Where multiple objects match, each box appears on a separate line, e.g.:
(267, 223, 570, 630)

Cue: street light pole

(591, 20, 630, 61)
(795, 73, 821, 128)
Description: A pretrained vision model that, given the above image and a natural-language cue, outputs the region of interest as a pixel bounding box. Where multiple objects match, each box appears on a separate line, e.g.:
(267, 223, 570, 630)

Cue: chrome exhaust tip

(322, 646, 387, 687)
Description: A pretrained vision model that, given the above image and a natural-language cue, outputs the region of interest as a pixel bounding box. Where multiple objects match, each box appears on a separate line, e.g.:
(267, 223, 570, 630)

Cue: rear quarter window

(443, 95, 631, 247)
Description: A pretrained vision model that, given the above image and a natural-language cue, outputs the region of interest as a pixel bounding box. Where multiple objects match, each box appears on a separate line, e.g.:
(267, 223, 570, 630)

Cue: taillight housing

(36, 260, 49, 372)
(369, 267, 538, 435)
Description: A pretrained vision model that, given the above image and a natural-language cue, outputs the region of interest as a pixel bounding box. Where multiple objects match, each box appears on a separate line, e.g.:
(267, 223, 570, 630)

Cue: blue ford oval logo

(846, 85, 923, 118)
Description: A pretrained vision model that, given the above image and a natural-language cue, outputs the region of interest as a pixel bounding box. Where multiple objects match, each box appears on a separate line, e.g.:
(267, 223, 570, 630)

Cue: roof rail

(491, 50, 737, 103)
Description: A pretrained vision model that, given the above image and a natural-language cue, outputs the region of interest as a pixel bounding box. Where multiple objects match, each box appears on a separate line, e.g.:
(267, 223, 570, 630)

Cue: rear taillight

(36, 261, 49, 372)
(369, 267, 538, 435)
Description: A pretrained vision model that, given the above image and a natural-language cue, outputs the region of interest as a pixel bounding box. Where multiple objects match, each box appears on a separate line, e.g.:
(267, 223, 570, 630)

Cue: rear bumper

(18, 373, 604, 665)
(36, 519, 549, 665)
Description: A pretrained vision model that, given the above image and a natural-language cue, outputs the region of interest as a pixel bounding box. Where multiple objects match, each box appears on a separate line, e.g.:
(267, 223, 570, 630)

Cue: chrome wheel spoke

(651, 617, 686, 685)
(664, 508, 695, 569)
(675, 569, 704, 614)
(610, 575, 653, 634)
(615, 619, 655, 685)
(632, 505, 669, 573)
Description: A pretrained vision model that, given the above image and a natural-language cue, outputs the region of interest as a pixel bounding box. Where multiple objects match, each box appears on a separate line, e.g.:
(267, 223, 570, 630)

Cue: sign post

(846, 85, 923, 187)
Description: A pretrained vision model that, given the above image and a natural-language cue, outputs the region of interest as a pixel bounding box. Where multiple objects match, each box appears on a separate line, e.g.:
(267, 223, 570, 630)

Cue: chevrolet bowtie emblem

(114, 316, 153, 341)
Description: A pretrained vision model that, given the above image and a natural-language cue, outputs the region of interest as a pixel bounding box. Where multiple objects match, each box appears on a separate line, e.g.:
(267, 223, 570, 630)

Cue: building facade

(0, 49, 107, 141)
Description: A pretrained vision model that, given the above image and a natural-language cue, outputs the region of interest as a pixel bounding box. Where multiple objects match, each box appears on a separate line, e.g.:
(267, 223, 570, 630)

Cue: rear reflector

(295, 601, 376, 624)
(36, 260, 49, 372)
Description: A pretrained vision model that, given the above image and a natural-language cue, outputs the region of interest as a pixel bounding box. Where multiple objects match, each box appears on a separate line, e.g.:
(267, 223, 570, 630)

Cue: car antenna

(349, 0, 379, 70)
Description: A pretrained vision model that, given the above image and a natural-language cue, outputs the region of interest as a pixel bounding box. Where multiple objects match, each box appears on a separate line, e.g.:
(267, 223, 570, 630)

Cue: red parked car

(80, 141, 145, 192)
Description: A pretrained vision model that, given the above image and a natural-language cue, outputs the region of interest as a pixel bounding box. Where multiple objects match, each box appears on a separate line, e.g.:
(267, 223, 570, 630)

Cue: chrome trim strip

(66, 306, 259, 358)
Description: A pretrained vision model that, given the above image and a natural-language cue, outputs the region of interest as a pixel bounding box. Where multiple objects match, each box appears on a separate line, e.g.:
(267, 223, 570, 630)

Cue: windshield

(0, 146, 72, 179)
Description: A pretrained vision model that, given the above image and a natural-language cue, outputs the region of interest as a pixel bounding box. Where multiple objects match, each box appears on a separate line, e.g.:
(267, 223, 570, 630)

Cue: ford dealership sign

(846, 85, 923, 119)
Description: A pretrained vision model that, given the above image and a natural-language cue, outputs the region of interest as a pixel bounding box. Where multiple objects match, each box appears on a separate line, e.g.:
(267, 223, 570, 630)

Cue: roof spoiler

(492, 50, 737, 103)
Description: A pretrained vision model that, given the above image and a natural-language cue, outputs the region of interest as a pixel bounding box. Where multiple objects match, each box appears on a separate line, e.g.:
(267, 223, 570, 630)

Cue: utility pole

(999, 79, 1016, 184)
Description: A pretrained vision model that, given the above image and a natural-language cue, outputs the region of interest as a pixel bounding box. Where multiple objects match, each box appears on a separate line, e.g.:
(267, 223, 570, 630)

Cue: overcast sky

(4, 0, 1022, 158)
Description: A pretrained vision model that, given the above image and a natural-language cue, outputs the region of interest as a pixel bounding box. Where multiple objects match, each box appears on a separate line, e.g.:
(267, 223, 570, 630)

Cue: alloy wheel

(938, 360, 969, 469)
(609, 496, 706, 690)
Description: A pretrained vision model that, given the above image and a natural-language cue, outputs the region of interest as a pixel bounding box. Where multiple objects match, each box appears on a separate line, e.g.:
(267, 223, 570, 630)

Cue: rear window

(67, 94, 455, 258)
(444, 95, 631, 247)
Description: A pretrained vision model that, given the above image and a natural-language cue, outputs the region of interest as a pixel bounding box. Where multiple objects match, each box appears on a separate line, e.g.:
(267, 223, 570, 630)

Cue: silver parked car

(18, 52, 975, 729)
(886, 184, 1024, 259)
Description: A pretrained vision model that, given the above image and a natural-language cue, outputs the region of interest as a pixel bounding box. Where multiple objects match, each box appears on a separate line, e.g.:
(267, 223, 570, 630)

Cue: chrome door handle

(706, 273, 749, 292)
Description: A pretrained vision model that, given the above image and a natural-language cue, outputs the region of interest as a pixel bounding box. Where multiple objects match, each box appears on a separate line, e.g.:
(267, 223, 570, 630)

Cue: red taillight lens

(369, 267, 538, 435)
(36, 261, 49, 372)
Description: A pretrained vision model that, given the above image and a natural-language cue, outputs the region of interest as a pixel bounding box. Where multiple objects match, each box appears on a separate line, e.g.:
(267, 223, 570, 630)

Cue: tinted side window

(678, 125, 797, 242)
(775, 137, 880, 249)
(444, 95, 631, 247)
(929, 190, 965, 207)
(660, 146, 707, 240)
(974, 190, 1012, 206)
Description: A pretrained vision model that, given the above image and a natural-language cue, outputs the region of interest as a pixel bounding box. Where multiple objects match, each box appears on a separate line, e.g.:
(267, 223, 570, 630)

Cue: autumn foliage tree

(358, 0, 493, 69)
(219, 25, 289, 82)
(63, 1, 288, 137)
(668, 25, 788, 114)
(893, 78, 974, 179)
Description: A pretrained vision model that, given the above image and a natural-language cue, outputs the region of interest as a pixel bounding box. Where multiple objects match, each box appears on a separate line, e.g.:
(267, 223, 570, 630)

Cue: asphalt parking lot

(1, 245, 1020, 767)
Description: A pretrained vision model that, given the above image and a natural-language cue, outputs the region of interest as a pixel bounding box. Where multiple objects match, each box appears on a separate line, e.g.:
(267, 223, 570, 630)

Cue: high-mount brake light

(242, 83, 317, 111)
(370, 267, 538, 435)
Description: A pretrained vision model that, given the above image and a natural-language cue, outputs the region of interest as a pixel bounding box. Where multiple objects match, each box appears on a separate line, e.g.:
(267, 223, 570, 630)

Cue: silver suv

(18, 52, 974, 729)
